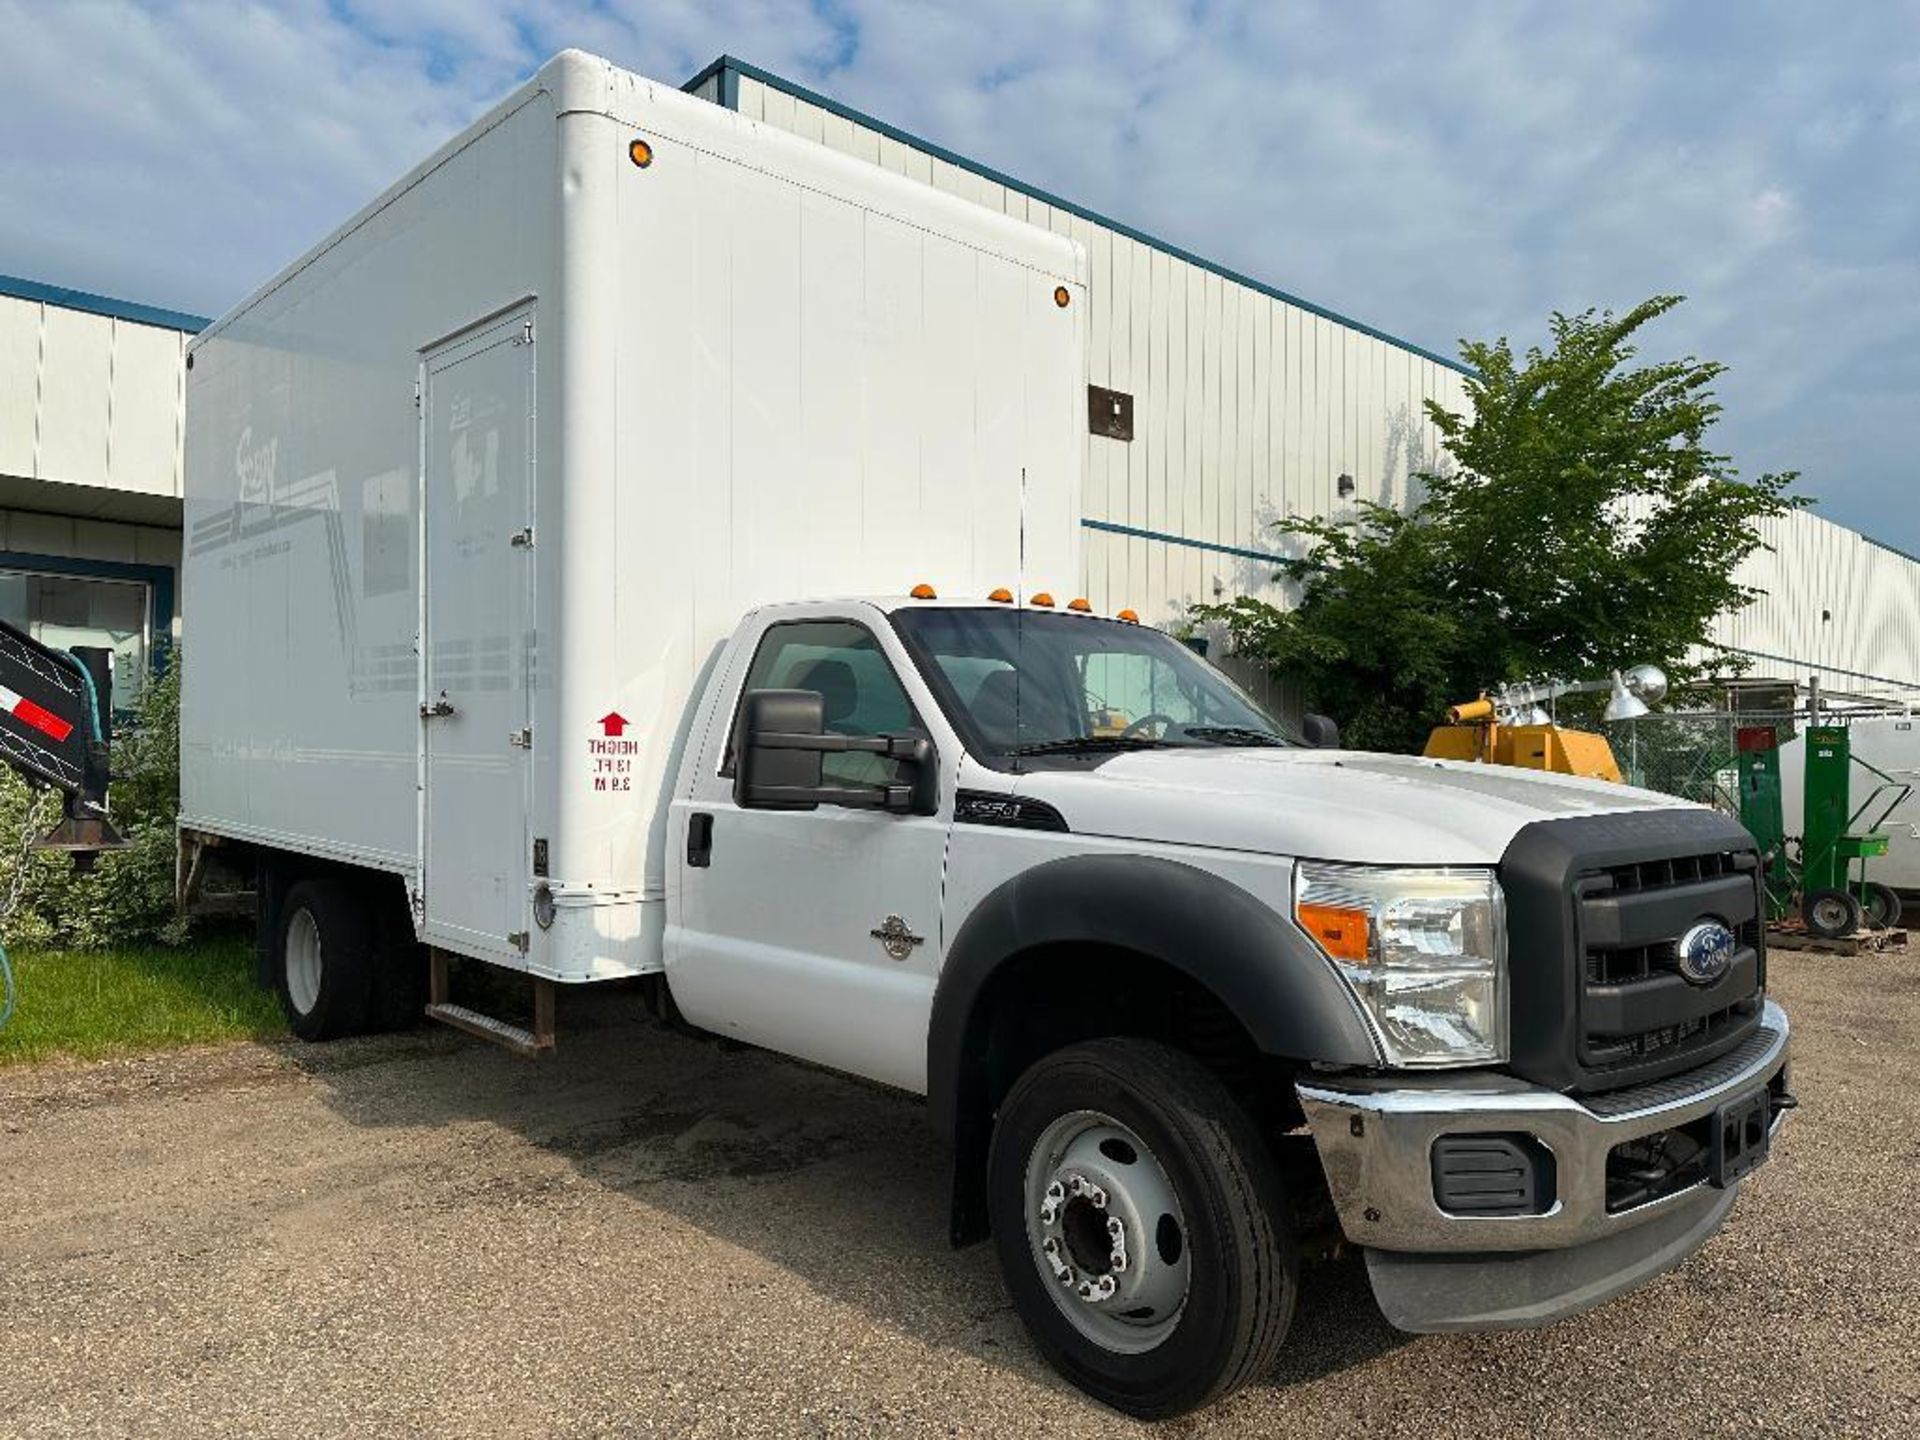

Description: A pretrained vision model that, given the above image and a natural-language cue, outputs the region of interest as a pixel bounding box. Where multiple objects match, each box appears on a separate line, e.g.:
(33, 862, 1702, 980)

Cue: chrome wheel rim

(285, 908, 322, 1016)
(1023, 1109, 1190, 1353)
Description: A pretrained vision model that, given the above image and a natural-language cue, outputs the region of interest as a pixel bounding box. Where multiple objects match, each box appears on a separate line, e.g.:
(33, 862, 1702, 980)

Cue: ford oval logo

(1676, 920, 1738, 985)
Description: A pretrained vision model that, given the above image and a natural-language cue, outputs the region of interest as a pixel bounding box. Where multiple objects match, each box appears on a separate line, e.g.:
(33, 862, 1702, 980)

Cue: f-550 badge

(870, 915, 926, 961)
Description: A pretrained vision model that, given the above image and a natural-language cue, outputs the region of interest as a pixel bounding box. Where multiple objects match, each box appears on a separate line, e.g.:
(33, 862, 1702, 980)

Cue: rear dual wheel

(274, 877, 427, 1040)
(276, 880, 377, 1040)
(988, 1039, 1297, 1419)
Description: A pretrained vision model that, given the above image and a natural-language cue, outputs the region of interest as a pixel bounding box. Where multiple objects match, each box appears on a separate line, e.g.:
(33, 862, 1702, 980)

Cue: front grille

(1498, 807, 1772, 1096)
(1585, 915, 1764, 985)
(1574, 848, 1765, 1089)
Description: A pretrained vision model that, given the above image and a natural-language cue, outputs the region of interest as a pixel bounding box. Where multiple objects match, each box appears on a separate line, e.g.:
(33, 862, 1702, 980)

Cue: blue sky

(3, 1, 1914, 550)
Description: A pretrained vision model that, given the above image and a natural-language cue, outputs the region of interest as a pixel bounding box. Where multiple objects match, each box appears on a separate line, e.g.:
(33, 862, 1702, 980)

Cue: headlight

(1294, 862, 1508, 1067)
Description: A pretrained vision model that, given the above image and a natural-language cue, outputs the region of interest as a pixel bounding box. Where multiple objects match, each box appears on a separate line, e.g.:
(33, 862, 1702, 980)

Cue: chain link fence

(1603, 712, 1800, 815)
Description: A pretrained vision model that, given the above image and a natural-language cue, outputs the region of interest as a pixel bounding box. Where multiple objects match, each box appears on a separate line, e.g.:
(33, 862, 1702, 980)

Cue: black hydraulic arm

(0, 618, 124, 862)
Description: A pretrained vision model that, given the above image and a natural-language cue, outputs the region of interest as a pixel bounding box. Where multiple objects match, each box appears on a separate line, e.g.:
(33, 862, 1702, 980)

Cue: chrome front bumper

(1297, 1000, 1791, 1257)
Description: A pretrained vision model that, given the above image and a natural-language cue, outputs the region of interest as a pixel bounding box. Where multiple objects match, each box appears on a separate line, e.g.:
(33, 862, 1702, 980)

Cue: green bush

(0, 653, 189, 950)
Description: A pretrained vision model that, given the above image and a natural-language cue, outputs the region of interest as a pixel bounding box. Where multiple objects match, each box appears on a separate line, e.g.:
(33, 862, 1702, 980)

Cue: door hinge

(509, 727, 532, 749)
(413, 379, 422, 413)
(509, 526, 534, 548)
(513, 319, 534, 346)
(507, 931, 530, 953)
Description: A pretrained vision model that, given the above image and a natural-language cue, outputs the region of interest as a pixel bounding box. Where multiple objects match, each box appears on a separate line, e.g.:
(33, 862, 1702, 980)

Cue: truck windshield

(889, 607, 1295, 759)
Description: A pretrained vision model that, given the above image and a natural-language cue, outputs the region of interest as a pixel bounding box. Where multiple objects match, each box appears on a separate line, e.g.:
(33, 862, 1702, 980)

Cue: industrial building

(3, 53, 1917, 709)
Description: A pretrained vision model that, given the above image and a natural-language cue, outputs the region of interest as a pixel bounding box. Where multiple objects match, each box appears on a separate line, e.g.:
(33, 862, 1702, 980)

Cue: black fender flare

(927, 852, 1380, 1240)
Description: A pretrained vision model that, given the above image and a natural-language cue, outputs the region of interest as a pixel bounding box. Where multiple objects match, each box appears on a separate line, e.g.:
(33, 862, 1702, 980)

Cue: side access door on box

(418, 306, 537, 961)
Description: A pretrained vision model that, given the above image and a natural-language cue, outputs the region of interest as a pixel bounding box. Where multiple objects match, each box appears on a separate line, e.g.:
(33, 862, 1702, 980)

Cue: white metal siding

(0, 294, 187, 497)
(720, 70, 1920, 698)
(730, 74, 1472, 634)
(1712, 508, 1920, 692)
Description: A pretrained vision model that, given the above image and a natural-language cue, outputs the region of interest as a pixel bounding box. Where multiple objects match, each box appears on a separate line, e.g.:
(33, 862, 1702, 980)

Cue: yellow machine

(1422, 666, 1668, 782)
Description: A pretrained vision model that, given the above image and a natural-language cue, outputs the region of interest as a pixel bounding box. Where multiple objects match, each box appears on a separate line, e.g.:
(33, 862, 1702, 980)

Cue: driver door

(669, 614, 950, 1093)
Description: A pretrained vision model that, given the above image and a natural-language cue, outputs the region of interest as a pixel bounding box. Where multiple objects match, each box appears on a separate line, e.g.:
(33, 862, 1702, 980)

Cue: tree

(1195, 296, 1802, 753)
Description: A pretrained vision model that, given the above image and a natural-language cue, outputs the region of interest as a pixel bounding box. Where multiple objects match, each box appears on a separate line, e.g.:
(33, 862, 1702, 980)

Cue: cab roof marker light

(909, 583, 938, 600)
(1067, 597, 1093, 613)
(1116, 608, 1140, 624)
(1030, 592, 1055, 608)
(987, 587, 1014, 603)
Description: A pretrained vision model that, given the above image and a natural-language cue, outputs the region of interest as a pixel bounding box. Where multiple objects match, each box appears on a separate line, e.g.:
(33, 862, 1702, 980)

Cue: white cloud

(1, 0, 1913, 547)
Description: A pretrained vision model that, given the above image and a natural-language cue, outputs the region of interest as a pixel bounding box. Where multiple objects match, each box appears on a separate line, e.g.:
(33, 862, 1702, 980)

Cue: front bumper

(1296, 999, 1790, 1328)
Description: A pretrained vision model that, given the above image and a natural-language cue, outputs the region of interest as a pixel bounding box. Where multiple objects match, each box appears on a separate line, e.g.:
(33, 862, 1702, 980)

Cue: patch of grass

(0, 931, 285, 1067)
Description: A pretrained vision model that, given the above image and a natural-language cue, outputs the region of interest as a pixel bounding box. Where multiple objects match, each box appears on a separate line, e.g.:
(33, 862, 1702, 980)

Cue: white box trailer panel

(182, 51, 1086, 981)
(1778, 716, 1920, 892)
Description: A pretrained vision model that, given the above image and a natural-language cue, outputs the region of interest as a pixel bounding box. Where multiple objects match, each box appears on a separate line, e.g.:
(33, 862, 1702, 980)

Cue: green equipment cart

(1738, 723, 1909, 938)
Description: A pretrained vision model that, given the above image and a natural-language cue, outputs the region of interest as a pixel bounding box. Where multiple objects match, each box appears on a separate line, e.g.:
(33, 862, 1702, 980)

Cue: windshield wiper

(1009, 735, 1179, 757)
(1183, 725, 1290, 748)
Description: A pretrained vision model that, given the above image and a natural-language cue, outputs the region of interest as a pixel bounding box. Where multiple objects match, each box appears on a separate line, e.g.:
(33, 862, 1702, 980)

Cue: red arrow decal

(598, 712, 629, 737)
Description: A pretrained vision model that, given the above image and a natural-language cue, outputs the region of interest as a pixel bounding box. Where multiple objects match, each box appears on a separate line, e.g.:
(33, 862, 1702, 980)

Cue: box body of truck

(181, 52, 1085, 980)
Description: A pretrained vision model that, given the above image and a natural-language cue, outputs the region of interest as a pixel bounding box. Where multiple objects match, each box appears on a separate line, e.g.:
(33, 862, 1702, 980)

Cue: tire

(1862, 881, 1903, 931)
(1803, 887, 1863, 939)
(367, 882, 429, 1032)
(275, 879, 377, 1041)
(986, 1038, 1297, 1419)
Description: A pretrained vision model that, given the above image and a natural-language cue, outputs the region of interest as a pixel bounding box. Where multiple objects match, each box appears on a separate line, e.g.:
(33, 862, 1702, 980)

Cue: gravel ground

(1, 949, 1915, 1439)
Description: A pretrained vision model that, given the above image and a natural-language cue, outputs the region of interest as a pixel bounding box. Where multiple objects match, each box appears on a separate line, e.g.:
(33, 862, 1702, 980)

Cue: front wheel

(986, 1039, 1297, 1419)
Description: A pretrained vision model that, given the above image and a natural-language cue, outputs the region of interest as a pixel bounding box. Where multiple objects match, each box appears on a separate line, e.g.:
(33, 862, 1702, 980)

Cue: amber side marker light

(1067, 597, 1093, 613)
(1054, 286, 1072, 308)
(987, 587, 1014, 603)
(629, 138, 655, 168)
(1030, 592, 1056, 608)
(909, 583, 938, 600)
(1297, 902, 1371, 963)
(1116, 608, 1140, 624)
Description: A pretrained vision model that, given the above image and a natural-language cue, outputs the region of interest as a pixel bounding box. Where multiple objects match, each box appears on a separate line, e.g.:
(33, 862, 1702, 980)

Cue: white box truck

(180, 52, 1792, 1418)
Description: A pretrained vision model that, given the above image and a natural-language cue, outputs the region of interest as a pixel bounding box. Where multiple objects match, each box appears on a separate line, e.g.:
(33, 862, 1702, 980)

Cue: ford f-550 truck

(178, 52, 1791, 1418)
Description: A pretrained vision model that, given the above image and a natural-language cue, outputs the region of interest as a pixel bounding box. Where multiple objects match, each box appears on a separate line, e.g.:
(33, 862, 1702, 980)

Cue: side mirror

(732, 688, 936, 815)
(1301, 713, 1341, 749)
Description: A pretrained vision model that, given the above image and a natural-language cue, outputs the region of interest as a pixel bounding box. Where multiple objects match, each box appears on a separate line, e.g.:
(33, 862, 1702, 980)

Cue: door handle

(419, 691, 456, 719)
(687, 812, 714, 868)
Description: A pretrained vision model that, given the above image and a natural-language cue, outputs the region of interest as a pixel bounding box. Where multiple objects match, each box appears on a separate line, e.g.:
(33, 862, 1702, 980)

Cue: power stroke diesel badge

(870, 915, 925, 962)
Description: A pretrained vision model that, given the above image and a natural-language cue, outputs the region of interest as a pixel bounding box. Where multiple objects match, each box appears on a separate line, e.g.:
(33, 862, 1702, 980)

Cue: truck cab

(663, 591, 1791, 1418)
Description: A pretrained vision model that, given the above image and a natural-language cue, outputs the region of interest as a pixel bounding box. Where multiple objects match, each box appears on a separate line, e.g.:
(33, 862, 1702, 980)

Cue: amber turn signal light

(629, 138, 654, 168)
(1297, 902, 1371, 963)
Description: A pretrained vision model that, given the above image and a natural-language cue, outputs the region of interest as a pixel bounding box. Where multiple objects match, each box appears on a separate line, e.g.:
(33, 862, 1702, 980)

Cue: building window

(0, 569, 152, 707)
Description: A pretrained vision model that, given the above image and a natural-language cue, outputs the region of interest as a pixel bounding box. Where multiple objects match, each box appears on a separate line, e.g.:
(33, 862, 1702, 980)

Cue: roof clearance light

(1054, 286, 1071, 308)
(1030, 592, 1055, 608)
(1067, 597, 1092, 613)
(910, 583, 938, 600)
(988, 587, 1014, 603)
(629, 138, 655, 168)
(1116, 608, 1140, 624)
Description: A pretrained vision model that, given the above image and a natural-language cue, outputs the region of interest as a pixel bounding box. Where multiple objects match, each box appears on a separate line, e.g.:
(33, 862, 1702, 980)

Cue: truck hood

(1010, 749, 1698, 866)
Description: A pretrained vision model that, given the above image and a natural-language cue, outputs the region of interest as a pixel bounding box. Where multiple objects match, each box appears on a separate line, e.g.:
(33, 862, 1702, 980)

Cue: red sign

(598, 711, 629, 737)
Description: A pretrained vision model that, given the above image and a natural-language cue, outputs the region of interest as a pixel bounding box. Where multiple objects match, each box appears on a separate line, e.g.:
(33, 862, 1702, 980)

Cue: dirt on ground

(2, 948, 1916, 1439)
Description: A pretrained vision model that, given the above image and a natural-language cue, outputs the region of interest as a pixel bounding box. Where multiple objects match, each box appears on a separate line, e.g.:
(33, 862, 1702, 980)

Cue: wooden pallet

(1766, 922, 1909, 956)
